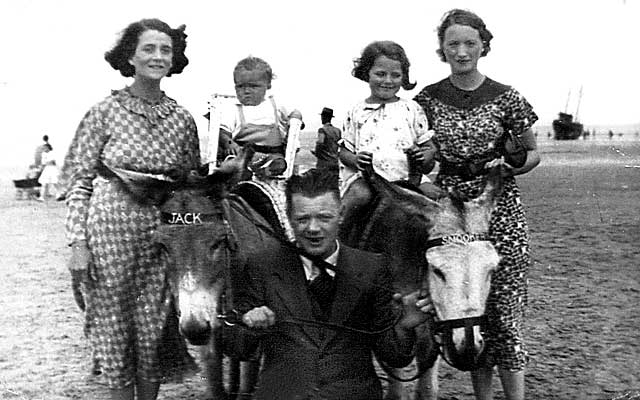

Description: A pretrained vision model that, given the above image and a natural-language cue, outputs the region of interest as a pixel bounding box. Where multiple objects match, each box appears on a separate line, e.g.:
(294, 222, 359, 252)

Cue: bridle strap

(435, 315, 487, 332)
(160, 212, 221, 225)
(219, 201, 241, 316)
(425, 233, 489, 249)
(219, 308, 404, 336)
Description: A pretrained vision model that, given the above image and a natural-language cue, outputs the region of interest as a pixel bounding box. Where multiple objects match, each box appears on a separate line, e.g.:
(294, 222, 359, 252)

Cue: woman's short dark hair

(436, 9, 493, 62)
(105, 18, 189, 77)
(285, 168, 340, 216)
(352, 41, 416, 91)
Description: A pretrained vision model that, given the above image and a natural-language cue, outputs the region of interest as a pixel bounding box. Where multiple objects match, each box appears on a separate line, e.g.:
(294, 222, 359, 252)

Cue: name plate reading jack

(164, 212, 203, 225)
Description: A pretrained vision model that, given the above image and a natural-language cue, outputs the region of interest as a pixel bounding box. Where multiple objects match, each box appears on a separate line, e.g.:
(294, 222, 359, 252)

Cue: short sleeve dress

(414, 77, 538, 371)
(60, 87, 200, 388)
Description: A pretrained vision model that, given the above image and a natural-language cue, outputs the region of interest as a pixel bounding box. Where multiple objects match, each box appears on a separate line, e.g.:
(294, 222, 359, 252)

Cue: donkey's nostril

(179, 319, 212, 346)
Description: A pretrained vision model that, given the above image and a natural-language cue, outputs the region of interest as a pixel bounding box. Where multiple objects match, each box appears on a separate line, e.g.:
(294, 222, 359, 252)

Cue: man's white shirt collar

(300, 241, 339, 281)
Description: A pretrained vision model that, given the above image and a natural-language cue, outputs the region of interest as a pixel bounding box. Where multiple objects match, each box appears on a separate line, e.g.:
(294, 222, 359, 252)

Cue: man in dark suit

(313, 107, 341, 172)
(226, 168, 432, 400)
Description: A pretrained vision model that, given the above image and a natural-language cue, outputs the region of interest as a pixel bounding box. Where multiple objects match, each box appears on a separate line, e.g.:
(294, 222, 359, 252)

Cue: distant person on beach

(34, 135, 50, 169)
(339, 40, 434, 229)
(59, 19, 199, 400)
(37, 144, 59, 200)
(313, 107, 341, 173)
(414, 9, 540, 400)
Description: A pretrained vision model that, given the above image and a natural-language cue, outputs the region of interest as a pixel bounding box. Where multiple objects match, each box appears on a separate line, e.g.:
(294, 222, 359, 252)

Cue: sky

(0, 0, 638, 167)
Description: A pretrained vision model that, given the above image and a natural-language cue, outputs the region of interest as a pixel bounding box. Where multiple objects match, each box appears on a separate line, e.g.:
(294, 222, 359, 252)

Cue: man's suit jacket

(225, 243, 415, 400)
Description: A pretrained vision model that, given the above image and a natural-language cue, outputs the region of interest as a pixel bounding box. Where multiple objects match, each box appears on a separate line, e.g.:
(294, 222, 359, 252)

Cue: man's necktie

(308, 262, 336, 315)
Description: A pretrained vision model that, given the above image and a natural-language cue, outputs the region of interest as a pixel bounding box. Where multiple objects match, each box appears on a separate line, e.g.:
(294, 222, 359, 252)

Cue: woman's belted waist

(439, 156, 496, 179)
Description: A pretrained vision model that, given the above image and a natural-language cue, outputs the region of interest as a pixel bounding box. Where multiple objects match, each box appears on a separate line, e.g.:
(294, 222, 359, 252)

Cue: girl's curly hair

(352, 41, 416, 91)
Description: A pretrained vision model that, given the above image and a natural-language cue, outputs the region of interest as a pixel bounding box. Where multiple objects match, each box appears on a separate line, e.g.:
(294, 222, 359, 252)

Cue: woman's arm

(510, 129, 540, 176)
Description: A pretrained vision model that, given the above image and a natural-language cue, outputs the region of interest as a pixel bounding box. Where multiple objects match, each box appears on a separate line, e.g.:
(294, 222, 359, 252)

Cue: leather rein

(215, 197, 406, 337)
(177, 194, 490, 380)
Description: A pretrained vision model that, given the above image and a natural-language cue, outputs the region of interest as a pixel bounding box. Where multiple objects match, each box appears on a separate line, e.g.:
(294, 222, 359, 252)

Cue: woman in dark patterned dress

(413, 9, 540, 400)
(61, 19, 200, 400)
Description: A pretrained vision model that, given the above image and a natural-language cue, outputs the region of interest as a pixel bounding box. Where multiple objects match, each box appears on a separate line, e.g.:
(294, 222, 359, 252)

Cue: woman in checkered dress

(413, 9, 540, 400)
(60, 19, 199, 400)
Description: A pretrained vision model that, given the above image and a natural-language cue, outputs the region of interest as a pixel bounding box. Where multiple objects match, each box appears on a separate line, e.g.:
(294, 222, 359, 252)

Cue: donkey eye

(432, 268, 446, 282)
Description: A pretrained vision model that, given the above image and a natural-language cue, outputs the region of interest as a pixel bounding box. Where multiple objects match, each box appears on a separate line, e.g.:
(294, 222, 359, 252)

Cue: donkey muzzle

(437, 315, 487, 371)
(179, 317, 212, 346)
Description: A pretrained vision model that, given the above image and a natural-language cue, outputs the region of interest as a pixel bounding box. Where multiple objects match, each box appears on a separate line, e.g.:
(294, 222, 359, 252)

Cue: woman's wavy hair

(352, 41, 416, 91)
(436, 9, 493, 62)
(105, 18, 189, 77)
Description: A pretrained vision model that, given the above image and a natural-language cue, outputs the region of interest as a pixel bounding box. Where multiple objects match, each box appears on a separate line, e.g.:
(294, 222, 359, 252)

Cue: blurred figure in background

(313, 107, 341, 174)
(37, 143, 59, 200)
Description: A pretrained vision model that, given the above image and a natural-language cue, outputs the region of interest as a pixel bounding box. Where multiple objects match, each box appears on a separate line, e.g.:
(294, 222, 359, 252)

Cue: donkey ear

(367, 171, 441, 221)
(463, 165, 505, 233)
(477, 165, 505, 208)
(97, 161, 174, 205)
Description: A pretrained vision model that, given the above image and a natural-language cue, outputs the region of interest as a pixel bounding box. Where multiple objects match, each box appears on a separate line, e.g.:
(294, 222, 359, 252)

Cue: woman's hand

(68, 240, 92, 311)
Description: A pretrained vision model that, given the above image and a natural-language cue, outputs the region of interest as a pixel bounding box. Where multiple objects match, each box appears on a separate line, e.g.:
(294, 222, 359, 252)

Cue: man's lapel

(323, 246, 363, 345)
(271, 251, 323, 346)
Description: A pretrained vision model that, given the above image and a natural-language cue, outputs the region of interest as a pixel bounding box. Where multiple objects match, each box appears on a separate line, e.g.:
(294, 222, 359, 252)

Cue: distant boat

(553, 112, 583, 140)
(553, 87, 584, 140)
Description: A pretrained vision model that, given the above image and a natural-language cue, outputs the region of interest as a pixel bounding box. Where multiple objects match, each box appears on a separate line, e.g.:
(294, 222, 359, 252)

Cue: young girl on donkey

(339, 40, 436, 233)
(338, 40, 437, 399)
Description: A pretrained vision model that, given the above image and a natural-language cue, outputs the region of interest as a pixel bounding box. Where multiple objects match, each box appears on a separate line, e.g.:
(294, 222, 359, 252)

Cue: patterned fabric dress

(60, 87, 200, 388)
(414, 77, 538, 371)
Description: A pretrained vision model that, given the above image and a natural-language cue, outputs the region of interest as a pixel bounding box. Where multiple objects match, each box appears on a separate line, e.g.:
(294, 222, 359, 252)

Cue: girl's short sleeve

(410, 100, 433, 145)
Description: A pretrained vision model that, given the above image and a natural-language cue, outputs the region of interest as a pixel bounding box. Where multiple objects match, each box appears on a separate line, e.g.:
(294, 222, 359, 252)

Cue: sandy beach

(0, 135, 638, 400)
